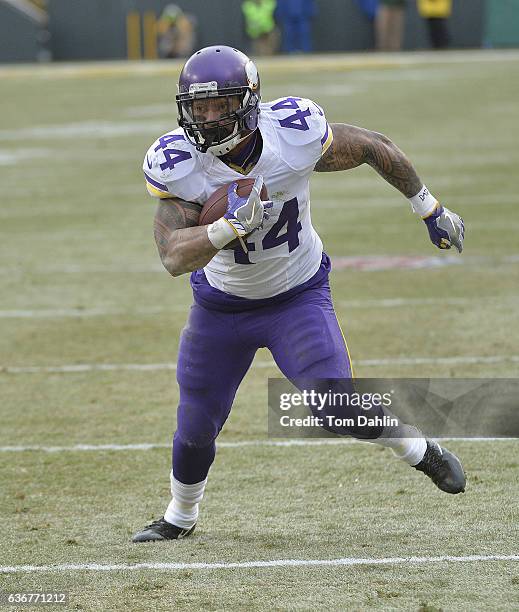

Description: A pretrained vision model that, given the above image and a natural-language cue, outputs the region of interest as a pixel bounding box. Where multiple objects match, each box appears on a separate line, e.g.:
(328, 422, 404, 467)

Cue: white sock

(164, 472, 207, 529)
(367, 418, 428, 466)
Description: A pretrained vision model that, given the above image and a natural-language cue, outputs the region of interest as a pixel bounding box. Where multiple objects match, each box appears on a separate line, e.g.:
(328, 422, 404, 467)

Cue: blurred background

(1, 0, 519, 63)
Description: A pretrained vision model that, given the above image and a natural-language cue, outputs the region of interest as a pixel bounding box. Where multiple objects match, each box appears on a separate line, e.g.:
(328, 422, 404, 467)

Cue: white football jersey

(143, 97, 333, 299)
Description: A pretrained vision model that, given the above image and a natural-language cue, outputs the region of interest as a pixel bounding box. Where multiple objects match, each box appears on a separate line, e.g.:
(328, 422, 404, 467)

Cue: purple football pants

(173, 279, 385, 484)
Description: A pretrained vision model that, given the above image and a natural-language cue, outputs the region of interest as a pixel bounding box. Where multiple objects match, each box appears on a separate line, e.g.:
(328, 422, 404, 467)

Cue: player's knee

(176, 400, 230, 448)
(175, 427, 217, 449)
(177, 369, 207, 391)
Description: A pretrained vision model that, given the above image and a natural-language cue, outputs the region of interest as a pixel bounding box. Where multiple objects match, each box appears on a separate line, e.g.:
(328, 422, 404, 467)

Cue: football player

(133, 46, 466, 542)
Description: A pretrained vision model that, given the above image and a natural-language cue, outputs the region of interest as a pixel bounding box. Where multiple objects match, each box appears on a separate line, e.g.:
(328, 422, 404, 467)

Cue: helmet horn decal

(245, 60, 259, 90)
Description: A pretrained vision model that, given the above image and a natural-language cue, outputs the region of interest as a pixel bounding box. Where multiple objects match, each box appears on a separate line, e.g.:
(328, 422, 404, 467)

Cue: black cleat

(132, 517, 196, 543)
(414, 440, 466, 494)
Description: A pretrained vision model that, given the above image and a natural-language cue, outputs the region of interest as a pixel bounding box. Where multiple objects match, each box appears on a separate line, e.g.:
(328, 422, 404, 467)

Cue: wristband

(207, 217, 240, 249)
(409, 185, 439, 218)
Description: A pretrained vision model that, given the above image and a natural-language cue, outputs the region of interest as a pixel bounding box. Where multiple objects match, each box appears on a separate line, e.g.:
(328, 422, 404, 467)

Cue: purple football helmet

(176, 46, 261, 156)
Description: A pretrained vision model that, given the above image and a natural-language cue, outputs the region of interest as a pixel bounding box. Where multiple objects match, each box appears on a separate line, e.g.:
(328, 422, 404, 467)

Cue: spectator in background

(276, 0, 317, 53)
(242, 0, 279, 55)
(376, 0, 406, 51)
(157, 4, 197, 59)
(417, 0, 451, 49)
(355, 0, 379, 22)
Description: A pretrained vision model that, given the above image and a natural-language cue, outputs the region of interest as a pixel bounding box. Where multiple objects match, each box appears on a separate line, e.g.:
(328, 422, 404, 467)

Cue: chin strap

(206, 130, 247, 156)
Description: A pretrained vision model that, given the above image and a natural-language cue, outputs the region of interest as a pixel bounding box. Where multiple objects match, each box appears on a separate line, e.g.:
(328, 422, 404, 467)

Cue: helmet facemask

(177, 89, 260, 156)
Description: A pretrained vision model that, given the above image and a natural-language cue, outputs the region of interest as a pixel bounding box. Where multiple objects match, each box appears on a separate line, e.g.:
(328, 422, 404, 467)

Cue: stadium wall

(15, 0, 488, 62)
(484, 0, 519, 47)
(0, 0, 47, 62)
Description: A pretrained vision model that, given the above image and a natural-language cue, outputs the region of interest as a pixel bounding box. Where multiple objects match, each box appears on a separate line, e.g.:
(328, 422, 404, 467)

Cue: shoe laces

(144, 518, 166, 530)
(423, 444, 445, 475)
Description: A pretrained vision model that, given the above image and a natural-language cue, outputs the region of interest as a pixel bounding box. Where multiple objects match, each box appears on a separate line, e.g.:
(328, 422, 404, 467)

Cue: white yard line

(0, 148, 52, 166)
(0, 306, 184, 319)
(2, 355, 519, 375)
(1, 295, 519, 319)
(0, 120, 170, 142)
(1, 554, 518, 574)
(339, 296, 519, 308)
(1, 254, 518, 278)
(0, 263, 164, 275)
(0, 438, 515, 454)
(356, 355, 519, 366)
(1, 362, 180, 373)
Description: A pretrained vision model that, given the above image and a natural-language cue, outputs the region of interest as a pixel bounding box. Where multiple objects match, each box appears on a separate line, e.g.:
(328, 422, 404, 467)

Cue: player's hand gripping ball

(199, 177, 272, 249)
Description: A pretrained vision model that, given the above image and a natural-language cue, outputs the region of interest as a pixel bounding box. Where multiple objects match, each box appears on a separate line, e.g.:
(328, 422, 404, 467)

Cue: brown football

(199, 178, 269, 250)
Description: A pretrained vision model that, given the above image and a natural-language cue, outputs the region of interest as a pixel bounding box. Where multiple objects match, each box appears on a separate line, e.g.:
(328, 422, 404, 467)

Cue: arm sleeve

(143, 146, 174, 199)
(308, 99, 334, 158)
(142, 132, 204, 202)
(270, 97, 334, 173)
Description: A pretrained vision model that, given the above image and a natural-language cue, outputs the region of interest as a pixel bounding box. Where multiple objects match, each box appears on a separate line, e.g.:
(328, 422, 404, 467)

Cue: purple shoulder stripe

(144, 171, 168, 192)
(320, 123, 330, 146)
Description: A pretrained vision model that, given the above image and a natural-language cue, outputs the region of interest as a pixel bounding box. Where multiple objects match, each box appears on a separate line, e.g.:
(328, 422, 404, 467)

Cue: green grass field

(1, 51, 518, 610)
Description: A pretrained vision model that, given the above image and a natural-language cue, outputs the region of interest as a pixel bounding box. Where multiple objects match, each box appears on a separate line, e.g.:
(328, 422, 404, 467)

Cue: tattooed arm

(314, 123, 422, 198)
(314, 123, 465, 252)
(153, 198, 218, 277)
